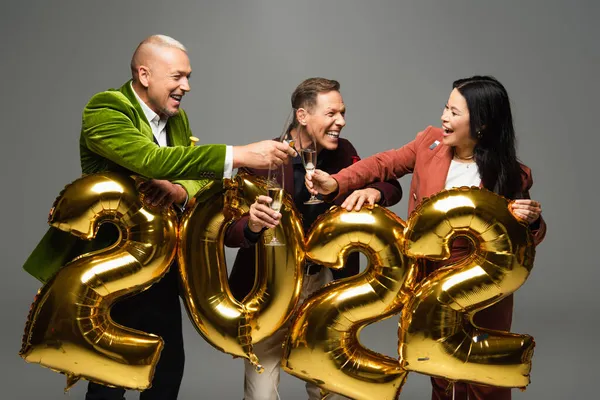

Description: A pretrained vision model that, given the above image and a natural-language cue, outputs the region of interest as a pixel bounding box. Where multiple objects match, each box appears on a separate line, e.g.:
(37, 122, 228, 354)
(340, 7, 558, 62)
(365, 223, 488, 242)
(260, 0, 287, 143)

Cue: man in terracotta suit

(22, 34, 295, 400)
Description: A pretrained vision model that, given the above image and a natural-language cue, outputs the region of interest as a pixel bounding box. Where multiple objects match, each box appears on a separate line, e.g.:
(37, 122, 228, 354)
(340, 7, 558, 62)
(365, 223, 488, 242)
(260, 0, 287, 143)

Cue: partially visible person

(306, 75, 546, 400)
(224, 77, 403, 400)
(22, 34, 295, 400)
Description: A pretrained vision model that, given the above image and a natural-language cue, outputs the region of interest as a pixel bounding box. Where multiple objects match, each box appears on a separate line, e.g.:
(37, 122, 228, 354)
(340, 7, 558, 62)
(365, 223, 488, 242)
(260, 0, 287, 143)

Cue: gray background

(1, 0, 597, 399)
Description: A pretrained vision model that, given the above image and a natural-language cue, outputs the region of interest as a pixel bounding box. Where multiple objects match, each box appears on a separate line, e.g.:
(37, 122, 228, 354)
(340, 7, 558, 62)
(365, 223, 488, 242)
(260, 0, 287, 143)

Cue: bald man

(22, 35, 295, 400)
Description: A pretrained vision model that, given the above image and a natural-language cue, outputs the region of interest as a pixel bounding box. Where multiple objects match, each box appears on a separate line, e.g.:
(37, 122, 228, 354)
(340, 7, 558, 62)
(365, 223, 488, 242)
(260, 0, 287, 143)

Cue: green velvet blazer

(23, 81, 226, 282)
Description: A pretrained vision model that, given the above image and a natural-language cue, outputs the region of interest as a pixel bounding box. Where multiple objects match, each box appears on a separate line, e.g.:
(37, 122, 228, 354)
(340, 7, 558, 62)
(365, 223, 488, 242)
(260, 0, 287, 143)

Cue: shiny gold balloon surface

(282, 205, 413, 400)
(20, 178, 539, 396)
(399, 187, 535, 388)
(178, 172, 305, 370)
(20, 173, 178, 390)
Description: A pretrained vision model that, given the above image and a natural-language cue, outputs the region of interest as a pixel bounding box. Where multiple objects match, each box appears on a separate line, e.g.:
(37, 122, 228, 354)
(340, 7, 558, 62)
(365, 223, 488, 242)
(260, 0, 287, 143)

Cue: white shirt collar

(130, 81, 165, 126)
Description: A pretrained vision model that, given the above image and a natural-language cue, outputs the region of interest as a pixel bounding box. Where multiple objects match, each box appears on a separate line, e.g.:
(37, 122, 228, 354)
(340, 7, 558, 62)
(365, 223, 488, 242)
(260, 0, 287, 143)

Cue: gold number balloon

(399, 187, 536, 388)
(282, 205, 415, 400)
(178, 172, 305, 371)
(19, 173, 178, 390)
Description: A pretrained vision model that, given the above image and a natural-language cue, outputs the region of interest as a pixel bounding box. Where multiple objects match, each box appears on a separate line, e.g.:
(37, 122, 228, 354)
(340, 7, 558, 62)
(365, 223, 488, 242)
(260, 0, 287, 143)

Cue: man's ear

(296, 108, 308, 126)
(138, 66, 151, 88)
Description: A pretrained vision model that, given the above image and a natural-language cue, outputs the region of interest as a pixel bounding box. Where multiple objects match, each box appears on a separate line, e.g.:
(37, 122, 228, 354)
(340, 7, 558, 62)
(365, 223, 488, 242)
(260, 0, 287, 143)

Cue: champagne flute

(298, 127, 323, 205)
(264, 110, 295, 246)
(264, 167, 285, 246)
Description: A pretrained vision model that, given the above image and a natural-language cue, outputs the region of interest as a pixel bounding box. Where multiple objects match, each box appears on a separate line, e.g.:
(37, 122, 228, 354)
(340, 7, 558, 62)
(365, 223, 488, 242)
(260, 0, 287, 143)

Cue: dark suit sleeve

(224, 215, 263, 248)
(365, 179, 403, 207)
(519, 167, 547, 247)
(332, 140, 403, 207)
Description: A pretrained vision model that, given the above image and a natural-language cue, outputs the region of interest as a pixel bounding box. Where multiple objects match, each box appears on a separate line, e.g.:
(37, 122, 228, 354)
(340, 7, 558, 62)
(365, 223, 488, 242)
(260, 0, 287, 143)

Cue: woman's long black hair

(453, 76, 524, 199)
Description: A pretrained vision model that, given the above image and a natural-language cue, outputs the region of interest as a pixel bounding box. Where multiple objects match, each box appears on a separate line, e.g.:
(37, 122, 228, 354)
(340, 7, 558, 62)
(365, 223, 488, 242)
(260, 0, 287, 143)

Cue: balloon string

(239, 311, 264, 374)
(247, 353, 264, 374)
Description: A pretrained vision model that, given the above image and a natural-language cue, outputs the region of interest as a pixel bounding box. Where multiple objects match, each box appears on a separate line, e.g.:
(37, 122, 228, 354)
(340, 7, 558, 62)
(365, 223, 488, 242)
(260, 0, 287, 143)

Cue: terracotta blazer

(332, 126, 547, 247)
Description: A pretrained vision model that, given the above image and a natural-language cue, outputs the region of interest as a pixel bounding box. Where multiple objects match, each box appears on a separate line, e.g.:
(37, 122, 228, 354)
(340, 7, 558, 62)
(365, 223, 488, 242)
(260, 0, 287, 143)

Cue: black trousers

(85, 266, 185, 400)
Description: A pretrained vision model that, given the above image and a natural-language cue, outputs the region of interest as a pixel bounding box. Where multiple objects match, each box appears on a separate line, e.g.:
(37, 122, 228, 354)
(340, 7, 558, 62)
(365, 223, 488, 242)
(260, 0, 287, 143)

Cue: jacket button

(413, 193, 417, 200)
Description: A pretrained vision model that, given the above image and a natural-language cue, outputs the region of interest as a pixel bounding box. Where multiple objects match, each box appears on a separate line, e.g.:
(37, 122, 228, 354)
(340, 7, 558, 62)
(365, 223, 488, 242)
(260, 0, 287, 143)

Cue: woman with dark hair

(306, 75, 547, 400)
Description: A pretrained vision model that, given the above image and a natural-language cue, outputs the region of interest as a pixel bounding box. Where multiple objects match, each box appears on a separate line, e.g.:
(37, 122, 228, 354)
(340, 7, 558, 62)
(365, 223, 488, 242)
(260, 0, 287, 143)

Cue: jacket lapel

(166, 117, 189, 147)
(120, 81, 154, 142)
(428, 143, 453, 194)
(166, 121, 177, 147)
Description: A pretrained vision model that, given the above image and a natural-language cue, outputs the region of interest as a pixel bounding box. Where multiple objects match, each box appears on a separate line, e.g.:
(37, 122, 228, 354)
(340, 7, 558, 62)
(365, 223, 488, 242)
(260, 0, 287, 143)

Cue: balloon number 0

(20, 173, 536, 399)
(177, 174, 306, 371)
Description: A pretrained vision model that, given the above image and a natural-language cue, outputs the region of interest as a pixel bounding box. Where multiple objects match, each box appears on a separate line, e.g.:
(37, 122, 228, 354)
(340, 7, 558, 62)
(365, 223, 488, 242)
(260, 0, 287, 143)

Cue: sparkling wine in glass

(301, 148, 316, 174)
(299, 130, 323, 205)
(267, 186, 284, 213)
(264, 168, 285, 247)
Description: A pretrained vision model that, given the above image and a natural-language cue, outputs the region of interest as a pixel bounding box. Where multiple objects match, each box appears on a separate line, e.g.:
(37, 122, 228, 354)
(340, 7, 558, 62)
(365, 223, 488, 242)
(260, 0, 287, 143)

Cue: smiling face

(297, 90, 346, 152)
(440, 88, 477, 153)
(136, 46, 191, 118)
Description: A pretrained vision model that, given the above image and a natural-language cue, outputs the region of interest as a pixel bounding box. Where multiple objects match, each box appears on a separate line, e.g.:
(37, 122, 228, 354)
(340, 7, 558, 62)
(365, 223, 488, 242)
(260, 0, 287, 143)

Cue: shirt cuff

(223, 145, 233, 179)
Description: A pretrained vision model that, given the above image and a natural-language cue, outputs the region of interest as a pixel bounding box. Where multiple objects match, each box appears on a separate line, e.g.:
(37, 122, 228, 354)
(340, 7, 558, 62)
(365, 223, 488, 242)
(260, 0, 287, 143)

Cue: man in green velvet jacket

(22, 34, 295, 400)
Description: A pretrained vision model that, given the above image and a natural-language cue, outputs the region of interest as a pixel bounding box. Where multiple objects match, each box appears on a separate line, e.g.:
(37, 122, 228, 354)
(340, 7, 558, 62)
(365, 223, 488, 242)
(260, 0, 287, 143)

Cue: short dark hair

(290, 78, 340, 129)
(291, 77, 340, 110)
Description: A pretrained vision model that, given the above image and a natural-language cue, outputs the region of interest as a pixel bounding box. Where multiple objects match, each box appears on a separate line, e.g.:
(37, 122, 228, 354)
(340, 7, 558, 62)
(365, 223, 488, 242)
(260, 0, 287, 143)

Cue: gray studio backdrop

(1, 1, 597, 399)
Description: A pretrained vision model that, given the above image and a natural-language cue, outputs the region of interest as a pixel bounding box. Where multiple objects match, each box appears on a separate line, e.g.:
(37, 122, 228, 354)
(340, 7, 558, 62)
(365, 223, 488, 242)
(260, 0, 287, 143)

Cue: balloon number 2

(20, 173, 179, 390)
(282, 205, 415, 400)
(400, 187, 535, 389)
(20, 173, 536, 399)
